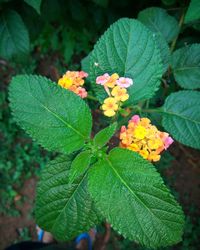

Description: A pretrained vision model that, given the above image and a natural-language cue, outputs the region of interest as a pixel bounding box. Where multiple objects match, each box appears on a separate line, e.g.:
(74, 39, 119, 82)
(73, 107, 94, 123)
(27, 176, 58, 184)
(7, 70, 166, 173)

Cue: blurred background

(0, 0, 200, 249)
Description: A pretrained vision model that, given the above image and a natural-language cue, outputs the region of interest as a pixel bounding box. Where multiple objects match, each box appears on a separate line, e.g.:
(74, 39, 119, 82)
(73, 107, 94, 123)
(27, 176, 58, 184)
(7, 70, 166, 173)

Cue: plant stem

(170, 9, 185, 53)
(87, 94, 99, 101)
(142, 108, 163, 113)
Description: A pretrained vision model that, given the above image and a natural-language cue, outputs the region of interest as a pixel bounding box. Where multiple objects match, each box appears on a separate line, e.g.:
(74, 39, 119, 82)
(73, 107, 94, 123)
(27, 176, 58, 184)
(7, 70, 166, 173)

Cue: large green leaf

(81, 53, 91, 74)
(88, 148, 184, 248)
(161, 0, 176, 5)
(94, 122, 117, 148)
(155, 33, 170, 73)
(137, 8, 171, 73)
(138, 7, 179, 43)
(62, 29, 75, 64)
(69, 150, 91, 183)
(9, 75, 92, 153)
(0, 10, 30, 61)
(24, 0, 42, 14)
(171, 44, 200, 89)
(89, 18, 163, 105)
(162, 90, 200, 149)
(184, 0, 200, 24)
(35, 155, 99, 241)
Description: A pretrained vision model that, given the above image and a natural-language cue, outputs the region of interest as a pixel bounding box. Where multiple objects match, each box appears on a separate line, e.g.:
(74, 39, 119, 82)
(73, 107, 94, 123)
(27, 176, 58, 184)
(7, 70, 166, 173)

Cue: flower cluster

(58, 71, 88, 98)
(119, 115, 174, 162)
(96, 73, 133, 117)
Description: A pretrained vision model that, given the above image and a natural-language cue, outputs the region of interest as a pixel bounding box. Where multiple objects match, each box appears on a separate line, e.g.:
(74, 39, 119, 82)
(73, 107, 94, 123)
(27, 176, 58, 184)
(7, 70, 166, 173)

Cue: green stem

(145, 99, 150, 109)
(87, 94, 99, 101)
(142, 108, 163, 113)
(170, 9, 185, 53)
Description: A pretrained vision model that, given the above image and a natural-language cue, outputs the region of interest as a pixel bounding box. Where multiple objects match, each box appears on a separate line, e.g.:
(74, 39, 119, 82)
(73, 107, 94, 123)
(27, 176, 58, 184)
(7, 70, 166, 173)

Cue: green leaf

(24, 0, 42, 14)
(0, 10, 30, 61)
(88, 148, 184, 248)
(69, 150, 91, 183)
(162, 90, 200, 149)
(184, 0, 200, 24)
(81, 53, 91, 74)
(89, 18, 163, 105)
(35, 155, 99, 241)
(94, 122, 117, 148)
(138, 7, 179, 43)
(92, 0, 108, 8)
(137, 8, 171, 73)
(161, 0, 176, 6)
(9, 75, 92, 153)
(155, 33, 170, 73)
(62, 29, 75, 64)
(91, 84, 107, 103)
(171, 44, 200, 89)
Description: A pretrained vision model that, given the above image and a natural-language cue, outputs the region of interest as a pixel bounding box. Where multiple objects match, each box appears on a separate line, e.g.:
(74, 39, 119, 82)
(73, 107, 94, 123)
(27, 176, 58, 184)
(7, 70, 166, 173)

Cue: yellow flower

(102, 97, 118, 117)
(139, 149, 149, 159)
(105, 73, 119, 88)
(148, 139, 163, 150)
(111, 86, 129, 102)
(58, 71, 88, 98)
(128, 143, 140, 152)
(134, 125, 147, 139)
(58, 77, 73, 89)
(140, 118, 151, 127)
(148, 153, 161, 162)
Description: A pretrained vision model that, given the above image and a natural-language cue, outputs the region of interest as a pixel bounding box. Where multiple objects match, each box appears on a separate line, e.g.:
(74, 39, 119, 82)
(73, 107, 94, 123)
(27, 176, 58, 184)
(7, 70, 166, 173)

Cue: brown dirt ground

(0, 178, 37, 250)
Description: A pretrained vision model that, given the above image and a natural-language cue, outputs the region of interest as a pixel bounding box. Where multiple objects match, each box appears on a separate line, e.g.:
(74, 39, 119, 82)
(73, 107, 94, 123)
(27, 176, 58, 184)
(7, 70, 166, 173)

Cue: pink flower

(79, 71, 88, 78)
(96, 73, 110, 85)
(164, 136, 174, 149)
(131, 115, 140, 124)
(116, 77, 133, 88)
(121, 125, 126, 133)
(76, 87, 88, 98)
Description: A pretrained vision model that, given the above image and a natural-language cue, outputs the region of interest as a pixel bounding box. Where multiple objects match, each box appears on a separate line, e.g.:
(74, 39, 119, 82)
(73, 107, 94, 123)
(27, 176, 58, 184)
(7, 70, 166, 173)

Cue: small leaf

(138, 7, 179, 43)
(9, 75, 92, 153)
(88, 148, 184, 248)
(24, 0, 42, 14)
(0, 10, 30, 61)
(94, 123, 117, 148)
(69, 150, 92, 183)
(162, 90, 200, 149)
(89, 18, 163, 105)
(171, 44, 200, 89)
(184, 0, 200, 24)
(35, 155, 99, 241)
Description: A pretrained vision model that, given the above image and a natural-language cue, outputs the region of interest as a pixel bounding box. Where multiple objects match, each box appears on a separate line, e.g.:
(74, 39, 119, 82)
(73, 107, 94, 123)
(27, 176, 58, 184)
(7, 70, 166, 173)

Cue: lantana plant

(9, 14, 200, 249)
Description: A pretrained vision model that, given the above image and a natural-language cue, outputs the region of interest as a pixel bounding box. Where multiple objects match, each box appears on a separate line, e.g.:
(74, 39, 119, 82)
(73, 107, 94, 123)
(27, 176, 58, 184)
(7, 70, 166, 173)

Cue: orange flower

(58, 70, 88, 98)
(119, 115, 174, 162)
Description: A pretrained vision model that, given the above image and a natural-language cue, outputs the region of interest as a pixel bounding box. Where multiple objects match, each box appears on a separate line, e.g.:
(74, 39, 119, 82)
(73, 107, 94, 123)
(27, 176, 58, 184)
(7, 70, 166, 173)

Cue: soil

(0, 178, 37, 250)
(167, 143, 200, 213)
